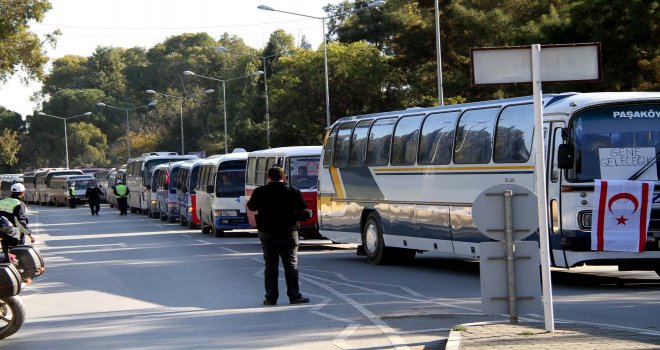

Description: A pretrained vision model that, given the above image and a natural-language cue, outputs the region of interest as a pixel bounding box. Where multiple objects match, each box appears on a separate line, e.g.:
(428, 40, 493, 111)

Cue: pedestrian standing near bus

(85, 183, 103, 215)
(68, 184, 77, 208)
(114, 180, 130, 215)
(246, 166, 312, 306)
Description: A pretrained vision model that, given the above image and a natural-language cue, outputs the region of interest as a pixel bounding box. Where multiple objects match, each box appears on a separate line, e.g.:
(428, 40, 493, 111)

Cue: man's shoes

(290, 297, 310, 305)
(263, 299, 277, 306)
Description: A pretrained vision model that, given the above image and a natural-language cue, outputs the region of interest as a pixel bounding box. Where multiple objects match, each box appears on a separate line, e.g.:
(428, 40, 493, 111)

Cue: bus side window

(333, 122, 356, 168)
(349, 120, 372, 167)
(367, 118, 397, 166)
(255, 158, 266, 186)
(494, 104, 533, 163)
(246, 158, 257, 185)
(453, 107, 499, 164)
(323, 125, 340, 168)
(418, 111, 459, 165)
(391, 114, 424, 166)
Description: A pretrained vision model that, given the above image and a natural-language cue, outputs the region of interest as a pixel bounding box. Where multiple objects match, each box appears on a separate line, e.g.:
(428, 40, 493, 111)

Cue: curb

(444, 328, 462, 350)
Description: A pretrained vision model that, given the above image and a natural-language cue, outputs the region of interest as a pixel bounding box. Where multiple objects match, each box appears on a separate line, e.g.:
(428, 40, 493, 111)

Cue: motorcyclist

(0, 183, 35, 262)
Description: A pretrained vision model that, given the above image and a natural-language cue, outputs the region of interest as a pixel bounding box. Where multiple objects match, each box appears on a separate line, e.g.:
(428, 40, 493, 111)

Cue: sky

(0, 0, 338, 117)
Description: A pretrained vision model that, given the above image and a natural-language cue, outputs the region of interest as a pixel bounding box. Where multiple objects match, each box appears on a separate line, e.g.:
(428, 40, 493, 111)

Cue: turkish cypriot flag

(591, 180, 653, 252)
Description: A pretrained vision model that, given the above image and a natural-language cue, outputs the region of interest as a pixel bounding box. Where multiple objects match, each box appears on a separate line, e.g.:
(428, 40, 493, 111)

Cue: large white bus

(22, 170, 42, 204)
(196, 151, 250, 237)
(126, 152, 198, 214)
(318, 92, 660, 274)
(245, 146, 322, 238)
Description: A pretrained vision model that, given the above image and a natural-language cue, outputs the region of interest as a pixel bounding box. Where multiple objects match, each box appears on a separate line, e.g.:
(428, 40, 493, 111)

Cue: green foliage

(0, 0, 59, 82)
(67, 122, 109, 166)
(3, 0, 658, 170)
(0, 128, 20, 169)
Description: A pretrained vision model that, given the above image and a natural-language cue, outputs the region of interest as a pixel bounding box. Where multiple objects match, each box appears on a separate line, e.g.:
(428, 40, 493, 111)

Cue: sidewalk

(445, 321, 660, 350)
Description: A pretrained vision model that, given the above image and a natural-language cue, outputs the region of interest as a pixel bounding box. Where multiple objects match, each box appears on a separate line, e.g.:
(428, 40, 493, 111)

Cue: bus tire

(201, 221, 211, 234)
(179, 215, 187, 226)
(159, 210, 167, 221)
(167, 213, 176, 223)
(362, 212, 393, 265)
(212, 223, 224, 237)
(0, 296, 25, 340)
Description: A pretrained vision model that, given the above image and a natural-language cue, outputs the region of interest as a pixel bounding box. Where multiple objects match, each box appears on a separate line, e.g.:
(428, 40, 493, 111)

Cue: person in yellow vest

(0, 183, 35, 262)
(68, 183, 77, 208)
(114, 180, 130, 215)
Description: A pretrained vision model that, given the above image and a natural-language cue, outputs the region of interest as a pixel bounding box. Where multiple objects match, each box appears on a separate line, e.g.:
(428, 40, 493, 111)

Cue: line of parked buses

(3, 92, 658, 273)
(3, 146, 322, 238)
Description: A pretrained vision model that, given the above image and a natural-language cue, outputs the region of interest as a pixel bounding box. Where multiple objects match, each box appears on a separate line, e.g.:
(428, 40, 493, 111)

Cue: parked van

(153, 161, 186, 223)
(245, 146, 322, 238)
(177, 159, 203, 228)
(196, 150, 250, 237)
(49, 175, 96, 206)
(126, 152, 197, 214)
(38, 169, 83, 205)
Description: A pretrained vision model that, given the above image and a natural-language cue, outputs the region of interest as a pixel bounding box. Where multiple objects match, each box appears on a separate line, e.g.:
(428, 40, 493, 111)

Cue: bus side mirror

(557, 144, 575, 169)
(206, 185, 214, 194)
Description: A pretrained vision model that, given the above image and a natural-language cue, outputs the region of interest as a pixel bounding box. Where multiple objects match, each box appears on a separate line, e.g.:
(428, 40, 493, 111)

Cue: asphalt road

(3, 204, 658, 349)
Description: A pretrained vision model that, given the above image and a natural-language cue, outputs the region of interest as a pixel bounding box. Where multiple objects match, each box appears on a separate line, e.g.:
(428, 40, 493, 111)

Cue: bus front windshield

(216, 170, 245, 198)
(289, 157, 319, 190)
(568, 103, 660, 182)
(70, 179, 96, 190)
(144, 159, 175, 185)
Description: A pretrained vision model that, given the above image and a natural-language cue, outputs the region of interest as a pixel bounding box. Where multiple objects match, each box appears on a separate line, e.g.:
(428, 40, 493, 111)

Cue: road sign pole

(531, 44, 555, 332)
(503, 190, 518, 323)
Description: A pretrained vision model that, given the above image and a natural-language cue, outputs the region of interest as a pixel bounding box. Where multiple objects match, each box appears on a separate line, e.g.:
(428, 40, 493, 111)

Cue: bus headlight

(187, 206, 193, 213)
(577, 211, 592, 230)
(214, 210, 238, 217)
(151, 200, 157, 205)
(167, 202, 177, 209)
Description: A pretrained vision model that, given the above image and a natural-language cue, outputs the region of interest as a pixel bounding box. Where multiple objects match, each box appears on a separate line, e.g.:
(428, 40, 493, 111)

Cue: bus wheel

(362, 213, 391, 265)
(201, 221, 211, 234)
(167, 214, 176, 223)
(213, 223, 225, 237)
(179, 215, 187, 226)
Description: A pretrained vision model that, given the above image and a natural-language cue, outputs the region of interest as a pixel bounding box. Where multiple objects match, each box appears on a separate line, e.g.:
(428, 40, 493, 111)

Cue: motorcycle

(0, 244, 45, 339)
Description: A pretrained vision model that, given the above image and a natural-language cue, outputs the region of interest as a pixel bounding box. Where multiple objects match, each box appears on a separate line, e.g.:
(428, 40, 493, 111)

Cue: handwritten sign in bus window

(599, 147, 658, 180)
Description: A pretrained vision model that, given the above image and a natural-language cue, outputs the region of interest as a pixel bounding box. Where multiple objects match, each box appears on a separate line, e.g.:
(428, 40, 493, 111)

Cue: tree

(0, 0, 59, 82)
(0, 128, 20, 171)
(67, 122, 109, 166)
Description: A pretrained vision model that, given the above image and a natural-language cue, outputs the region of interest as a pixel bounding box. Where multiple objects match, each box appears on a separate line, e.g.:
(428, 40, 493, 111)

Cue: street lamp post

(183, 70, 264, 154)
(216, 46, 288, 148)
(36, 111, 92, 168)
(144, 89, 214, 155)
(435, 0, 444, 106)
(257, 0, 385, 128)
(95, 101, 155, 159)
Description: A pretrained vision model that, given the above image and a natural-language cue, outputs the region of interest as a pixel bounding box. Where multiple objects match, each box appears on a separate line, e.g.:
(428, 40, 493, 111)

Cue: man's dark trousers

(89, 200, 100, 215)
(259, 231, 302, 303)
(117, 197, 128, 215)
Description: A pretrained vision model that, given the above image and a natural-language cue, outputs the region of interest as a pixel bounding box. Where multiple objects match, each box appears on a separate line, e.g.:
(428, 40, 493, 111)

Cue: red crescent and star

(607, 192, 639, 226)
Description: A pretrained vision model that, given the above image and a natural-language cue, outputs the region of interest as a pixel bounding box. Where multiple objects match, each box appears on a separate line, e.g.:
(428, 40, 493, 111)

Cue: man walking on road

(85, 183, 103, 215)
(247, 166, 312, 306)
(114, 180, 130, 215)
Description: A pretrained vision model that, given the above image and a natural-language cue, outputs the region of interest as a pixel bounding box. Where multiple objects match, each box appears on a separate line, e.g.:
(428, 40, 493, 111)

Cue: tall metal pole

(435, 0, 444, 106)
(531, 44, 555, 332)
(322, 19, 331, 128)
(63, 119, 69, 169)
(126, 109, 131, 159)
(263, 57, 271, 148)
(179, 98, 185, 155)
(222, 81, 228, 154)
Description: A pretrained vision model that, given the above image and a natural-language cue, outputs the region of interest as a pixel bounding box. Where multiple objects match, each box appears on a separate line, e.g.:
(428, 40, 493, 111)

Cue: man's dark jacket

(85, 186, 103, 203)
(246, 182, 310, 234)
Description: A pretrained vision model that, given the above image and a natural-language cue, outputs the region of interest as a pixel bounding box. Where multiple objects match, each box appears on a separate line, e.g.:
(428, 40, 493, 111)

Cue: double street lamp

(183, 70, 264, 154)
(36, 111, 92, 169)
(257, 0, 385, 128)
(144, 89, 214, 155)
(216, 46, 289, 148)
(95, 101, 156, 159)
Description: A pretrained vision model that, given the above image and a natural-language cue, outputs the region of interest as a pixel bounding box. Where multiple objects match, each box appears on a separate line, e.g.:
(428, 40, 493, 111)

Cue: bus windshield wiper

(628, 150, 660, 181)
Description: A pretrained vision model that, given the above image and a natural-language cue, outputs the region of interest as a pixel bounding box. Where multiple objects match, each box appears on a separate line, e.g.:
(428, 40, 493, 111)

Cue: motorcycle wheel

(0, 296, 25, 339)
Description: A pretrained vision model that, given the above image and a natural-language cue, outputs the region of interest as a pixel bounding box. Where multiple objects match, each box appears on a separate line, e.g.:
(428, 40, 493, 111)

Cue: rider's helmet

(10, 183, 25, 193)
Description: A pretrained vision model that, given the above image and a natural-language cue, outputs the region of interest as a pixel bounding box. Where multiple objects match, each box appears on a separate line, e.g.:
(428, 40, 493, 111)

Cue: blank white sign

(472, 44, 600, 85)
